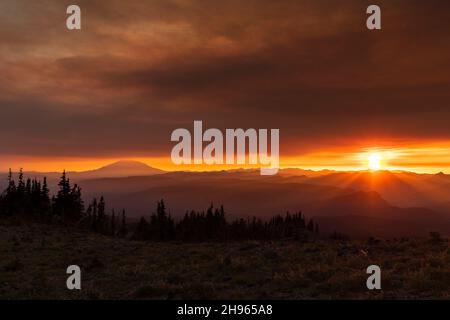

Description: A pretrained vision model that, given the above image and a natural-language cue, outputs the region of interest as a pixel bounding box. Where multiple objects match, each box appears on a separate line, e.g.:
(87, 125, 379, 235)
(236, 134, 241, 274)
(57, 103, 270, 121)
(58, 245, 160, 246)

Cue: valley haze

(2, 160, 449, 238)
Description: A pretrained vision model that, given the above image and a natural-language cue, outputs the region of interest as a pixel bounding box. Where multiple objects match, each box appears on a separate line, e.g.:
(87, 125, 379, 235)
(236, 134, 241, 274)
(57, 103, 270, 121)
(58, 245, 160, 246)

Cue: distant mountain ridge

(72, 160, 165, 179)
(5, 160, 164, 178)
(75, 170, 450, 238)
(0, 160, 165, 191)
(1, 165, 449, 237)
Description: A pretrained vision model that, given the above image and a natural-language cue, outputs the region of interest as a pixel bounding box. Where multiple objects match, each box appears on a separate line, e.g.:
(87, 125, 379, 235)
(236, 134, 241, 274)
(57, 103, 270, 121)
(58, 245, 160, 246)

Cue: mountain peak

(83, 160, 164, 178)
(100, 160, 154, 170)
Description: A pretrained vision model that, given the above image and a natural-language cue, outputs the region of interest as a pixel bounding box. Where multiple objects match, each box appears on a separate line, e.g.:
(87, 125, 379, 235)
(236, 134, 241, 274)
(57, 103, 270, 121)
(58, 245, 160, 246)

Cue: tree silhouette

(111, 210, 116, 236)
(1, 172, 319, 243)
(119, 209, 127, 238)
(52, 170, 84, 222)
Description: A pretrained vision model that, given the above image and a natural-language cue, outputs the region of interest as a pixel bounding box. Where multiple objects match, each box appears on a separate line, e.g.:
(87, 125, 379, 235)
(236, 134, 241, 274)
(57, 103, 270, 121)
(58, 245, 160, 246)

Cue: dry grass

(1, 221, 449, 299)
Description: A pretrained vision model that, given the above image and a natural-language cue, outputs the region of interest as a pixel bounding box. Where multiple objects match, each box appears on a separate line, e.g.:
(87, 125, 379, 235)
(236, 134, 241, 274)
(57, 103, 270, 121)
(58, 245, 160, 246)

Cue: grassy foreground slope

(0, 221, 449, 299)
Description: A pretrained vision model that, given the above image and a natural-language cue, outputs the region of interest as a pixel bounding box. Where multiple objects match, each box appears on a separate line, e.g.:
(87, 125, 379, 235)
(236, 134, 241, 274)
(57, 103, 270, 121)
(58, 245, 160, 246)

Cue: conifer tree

(53, 171, 84, 223)
(17, 168, 25, 197)
(41, 177, 51, 219)
(307, 219, 314, 232)
(119, 209, 127, 238)
(91, 198, 98, 231)
(7, 169, 15, 194)
(111, 210, 116, 236)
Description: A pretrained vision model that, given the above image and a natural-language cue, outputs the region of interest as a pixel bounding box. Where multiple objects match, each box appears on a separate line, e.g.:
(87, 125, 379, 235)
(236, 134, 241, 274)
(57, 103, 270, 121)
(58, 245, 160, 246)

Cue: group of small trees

(132, 201, 319, 242)
(1, 169, 319, 242)
(0, 169, 127, 237)
(0, 169, 86, 223)
(228, 212, 318, 241)
(82, 197, 127, 237)
(0, 169, 51, 219)
(132, 200, 175, 241)
(52, 171, 84, 222)
(176, 205, 227, 241)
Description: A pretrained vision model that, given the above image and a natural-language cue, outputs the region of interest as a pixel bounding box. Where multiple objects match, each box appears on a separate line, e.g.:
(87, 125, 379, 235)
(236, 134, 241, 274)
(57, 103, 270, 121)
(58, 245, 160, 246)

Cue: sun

(368, 153, 382, 170)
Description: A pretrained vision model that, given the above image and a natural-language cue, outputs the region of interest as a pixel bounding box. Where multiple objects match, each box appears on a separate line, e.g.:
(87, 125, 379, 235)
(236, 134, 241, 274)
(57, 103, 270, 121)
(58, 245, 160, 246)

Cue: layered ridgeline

(78, 166, 450, 238)
(0, 169, 319, 242)
(1, 161, 450, 238)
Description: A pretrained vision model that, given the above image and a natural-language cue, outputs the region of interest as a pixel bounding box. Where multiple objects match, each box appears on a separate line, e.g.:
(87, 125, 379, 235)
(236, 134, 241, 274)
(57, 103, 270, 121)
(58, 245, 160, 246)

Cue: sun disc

(368, 153, 381, 170)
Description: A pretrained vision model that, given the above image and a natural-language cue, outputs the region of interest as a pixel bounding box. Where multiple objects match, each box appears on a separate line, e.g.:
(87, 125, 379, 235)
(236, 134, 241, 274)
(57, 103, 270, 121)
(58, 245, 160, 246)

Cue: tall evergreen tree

(53, 171, 84, 223)
(119, 209, 127, 238)
(111, 210, 116, 236)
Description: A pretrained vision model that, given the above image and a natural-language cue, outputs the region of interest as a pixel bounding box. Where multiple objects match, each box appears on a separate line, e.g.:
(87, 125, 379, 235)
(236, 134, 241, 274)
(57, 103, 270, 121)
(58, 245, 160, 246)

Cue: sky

(1, 0, 450, 173)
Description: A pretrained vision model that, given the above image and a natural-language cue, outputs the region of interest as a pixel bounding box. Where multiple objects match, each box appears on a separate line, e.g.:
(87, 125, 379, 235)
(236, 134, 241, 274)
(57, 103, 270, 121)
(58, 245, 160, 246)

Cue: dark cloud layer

(1, 0, 450, 158)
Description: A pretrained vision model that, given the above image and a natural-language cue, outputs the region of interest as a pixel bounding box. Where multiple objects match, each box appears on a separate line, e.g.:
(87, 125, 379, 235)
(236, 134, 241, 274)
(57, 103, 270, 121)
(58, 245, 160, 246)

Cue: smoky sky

(1, 0, 450, 159)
